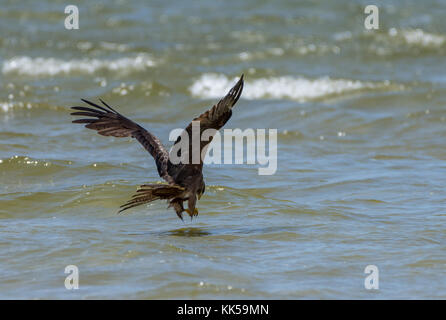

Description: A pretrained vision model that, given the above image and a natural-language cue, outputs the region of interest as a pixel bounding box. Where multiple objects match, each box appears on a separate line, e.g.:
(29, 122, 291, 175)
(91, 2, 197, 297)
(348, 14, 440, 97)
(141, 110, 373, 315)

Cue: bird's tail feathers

(118, 184, 184, 213)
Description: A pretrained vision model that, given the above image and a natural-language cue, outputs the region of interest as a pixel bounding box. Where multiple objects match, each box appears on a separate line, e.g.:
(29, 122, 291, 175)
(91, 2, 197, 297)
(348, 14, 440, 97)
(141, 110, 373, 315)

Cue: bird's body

(71, 75, 244, 220)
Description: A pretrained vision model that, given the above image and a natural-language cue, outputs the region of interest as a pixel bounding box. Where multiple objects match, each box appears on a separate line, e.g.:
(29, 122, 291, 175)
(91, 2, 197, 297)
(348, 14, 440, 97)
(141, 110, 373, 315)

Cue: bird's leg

(168, 199, 185, 221)
(186, 195, 198, 219)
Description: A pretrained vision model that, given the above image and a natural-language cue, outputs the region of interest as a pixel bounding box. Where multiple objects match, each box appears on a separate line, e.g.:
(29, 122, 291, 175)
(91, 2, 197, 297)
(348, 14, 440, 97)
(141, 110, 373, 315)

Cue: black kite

(70, 74, 244, 220)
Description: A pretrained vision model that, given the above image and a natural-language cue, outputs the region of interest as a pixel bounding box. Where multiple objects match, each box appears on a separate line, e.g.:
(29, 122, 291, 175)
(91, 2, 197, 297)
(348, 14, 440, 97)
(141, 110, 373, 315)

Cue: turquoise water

(1, 0, 446, 299)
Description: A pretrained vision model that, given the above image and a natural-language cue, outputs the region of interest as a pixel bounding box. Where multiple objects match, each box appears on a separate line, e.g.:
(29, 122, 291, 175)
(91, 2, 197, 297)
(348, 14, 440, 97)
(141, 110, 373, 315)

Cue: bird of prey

(70, 74, 244, 220)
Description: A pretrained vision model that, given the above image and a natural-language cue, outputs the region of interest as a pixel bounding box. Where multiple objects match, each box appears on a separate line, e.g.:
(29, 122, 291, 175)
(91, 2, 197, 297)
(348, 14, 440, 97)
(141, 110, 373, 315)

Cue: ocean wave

(1, 101, 15, 112)
(367, 28, 445, 56)
(2, 54, 156, 77)
(393, 28, 445, 48)
(0, 101, 68, 113)
(236, 43, 340, 62)
(76, 41, 130, 52)
(0, 156, 142, 178)
(0, 101, 33, 112)
(189, 74, 398, 102)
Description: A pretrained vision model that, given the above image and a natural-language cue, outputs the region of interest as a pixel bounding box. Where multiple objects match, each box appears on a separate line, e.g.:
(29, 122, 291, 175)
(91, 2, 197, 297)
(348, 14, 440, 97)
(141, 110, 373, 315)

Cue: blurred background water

(1, 0, 446, 299)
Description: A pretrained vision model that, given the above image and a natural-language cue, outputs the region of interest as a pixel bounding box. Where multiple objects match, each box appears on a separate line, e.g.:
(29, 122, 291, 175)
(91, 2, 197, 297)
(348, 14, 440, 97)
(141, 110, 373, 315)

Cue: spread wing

(70, 99, 175, 184)
(169, 74, 244, 169)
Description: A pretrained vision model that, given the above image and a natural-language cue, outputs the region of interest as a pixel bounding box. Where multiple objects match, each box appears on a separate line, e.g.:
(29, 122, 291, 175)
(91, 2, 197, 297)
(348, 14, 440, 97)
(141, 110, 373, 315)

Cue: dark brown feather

(119, 184, 184, 213)
(71, 99, 175, 184)
(168, 74, 244, 173)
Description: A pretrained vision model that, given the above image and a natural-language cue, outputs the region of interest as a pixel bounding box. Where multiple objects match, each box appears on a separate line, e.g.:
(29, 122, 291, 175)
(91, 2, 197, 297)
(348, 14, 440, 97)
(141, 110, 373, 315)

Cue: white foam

(236, 44, 339, 61)
(189, 74, 391, 102)
(388, 28, 445, 48)
(2, 54, 156, 76)
(401, 29, 445, 48)
(0, 102, 14, 112)
(0, 101, 32, 113)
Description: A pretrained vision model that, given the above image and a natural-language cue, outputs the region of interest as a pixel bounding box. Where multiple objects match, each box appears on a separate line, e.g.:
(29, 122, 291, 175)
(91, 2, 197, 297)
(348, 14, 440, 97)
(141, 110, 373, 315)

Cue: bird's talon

(185, 208, 199, 218)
